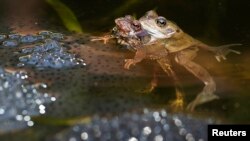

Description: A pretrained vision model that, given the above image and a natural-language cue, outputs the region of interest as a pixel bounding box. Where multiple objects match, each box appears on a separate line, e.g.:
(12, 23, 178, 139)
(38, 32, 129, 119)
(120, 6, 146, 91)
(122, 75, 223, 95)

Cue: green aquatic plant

(46, 0, 83, 33)
(33, 116, 91, 126)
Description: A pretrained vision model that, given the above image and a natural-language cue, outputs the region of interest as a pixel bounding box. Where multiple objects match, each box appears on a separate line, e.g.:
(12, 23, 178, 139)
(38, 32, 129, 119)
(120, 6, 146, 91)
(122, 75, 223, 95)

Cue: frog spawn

(0, 31, 86, 133)
(0, 67, 55, 133)
(18, 39, 86, 69)
(53, 109, 210, 141)
(0, 31, 86, 69)
(0, 31, 64, 47)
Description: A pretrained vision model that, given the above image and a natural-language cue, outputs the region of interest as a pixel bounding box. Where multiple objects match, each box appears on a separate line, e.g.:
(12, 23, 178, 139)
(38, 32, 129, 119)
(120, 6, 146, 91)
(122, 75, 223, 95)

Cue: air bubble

(174, 118, 182, 127)
(81, 132, 88, 140)
(179, 128, 187, 136)
(186, 133, 194, 141)
(0, 108, 5, 114)
(163, 124, 169, 131)
(24, 116, 31, 121)
(69, 137, 77, 141)
(16, 115, 23, 121)
(27, 121, 34, 127)
(153, 112, 161, 122)
(128, 137, 138, 141)
(51, 97, 56, 101)
(160, 109, 167, 117)
(0, 67, 55, 132)
(142, 126, 152, 135)
(154, 135, 163, 141)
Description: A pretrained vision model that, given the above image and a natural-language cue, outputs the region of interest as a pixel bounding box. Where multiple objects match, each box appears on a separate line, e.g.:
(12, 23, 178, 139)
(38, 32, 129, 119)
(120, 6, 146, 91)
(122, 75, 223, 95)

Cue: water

(0, 0, 249, 140)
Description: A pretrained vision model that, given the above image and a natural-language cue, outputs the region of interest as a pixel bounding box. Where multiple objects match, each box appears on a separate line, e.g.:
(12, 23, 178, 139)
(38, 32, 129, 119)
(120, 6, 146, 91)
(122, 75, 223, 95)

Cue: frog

(91, 11, 241, 111)
(92, 14, 185, 110)
(91, 15, 151, 52)
(124, 10, 241, 111)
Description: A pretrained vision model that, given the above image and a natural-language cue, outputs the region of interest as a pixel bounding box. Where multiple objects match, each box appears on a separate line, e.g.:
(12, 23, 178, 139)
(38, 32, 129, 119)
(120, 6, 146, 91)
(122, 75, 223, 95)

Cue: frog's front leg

(175, 47, 219, 111)
(124, 48, 146, 69)
(91, 35, 114, 44)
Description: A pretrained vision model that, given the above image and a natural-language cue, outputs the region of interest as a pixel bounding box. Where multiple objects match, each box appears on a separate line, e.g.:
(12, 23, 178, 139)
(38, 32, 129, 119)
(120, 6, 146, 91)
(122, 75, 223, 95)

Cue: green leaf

(46, 0, 83, 33)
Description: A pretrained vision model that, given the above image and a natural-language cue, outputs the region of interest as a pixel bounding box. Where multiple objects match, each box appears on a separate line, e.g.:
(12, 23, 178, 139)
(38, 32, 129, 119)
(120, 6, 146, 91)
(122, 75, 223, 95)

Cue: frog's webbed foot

(170, 88, 185, 111)
(186, 91, 219, 111)
(214, 44, 241, 62)
(139, 86, 155, 94)
(90, 35, 114, 44)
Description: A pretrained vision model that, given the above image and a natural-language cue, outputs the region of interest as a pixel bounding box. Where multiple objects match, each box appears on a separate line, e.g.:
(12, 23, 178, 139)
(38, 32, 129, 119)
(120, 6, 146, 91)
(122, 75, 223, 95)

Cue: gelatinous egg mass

(0, 67, 55, 133)
(19, 39, 85, 69)
(53, 109, 210, 141)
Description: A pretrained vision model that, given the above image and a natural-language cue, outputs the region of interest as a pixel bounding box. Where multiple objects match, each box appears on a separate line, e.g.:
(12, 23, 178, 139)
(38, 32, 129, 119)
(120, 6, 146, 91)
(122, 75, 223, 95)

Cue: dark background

(0, 0, 250, 45)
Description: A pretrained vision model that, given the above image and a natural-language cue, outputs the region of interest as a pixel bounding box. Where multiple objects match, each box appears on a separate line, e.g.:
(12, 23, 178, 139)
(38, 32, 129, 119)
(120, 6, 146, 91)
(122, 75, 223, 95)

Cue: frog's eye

(156, 16, 167, 27)
(112, 27, 118, 34)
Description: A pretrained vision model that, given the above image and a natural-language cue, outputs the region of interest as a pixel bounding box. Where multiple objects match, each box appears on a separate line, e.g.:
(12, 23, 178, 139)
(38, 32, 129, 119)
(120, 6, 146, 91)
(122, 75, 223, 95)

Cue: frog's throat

(141, 22, 173, 39)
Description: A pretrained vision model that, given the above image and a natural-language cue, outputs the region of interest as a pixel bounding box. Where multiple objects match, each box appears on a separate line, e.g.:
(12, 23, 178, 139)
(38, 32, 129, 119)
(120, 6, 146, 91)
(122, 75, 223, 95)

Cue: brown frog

(91, 11, 241, 111)
(91, 15, 148, 51)
(92, 15, 185, 110)
(125, 10, 241, 111)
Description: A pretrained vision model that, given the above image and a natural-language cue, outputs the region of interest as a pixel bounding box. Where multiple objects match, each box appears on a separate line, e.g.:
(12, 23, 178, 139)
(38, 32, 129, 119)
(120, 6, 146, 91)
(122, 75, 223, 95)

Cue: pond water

(0, 0, 249, 141)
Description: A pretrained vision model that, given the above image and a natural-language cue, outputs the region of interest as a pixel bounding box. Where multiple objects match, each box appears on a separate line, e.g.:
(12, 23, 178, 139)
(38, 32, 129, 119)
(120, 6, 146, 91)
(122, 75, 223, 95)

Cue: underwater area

(0, 0, 250, 140)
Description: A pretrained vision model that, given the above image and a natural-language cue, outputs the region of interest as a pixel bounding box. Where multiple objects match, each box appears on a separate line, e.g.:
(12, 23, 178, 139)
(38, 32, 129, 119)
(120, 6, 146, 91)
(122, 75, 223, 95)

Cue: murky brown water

(0, 0, 249, 140)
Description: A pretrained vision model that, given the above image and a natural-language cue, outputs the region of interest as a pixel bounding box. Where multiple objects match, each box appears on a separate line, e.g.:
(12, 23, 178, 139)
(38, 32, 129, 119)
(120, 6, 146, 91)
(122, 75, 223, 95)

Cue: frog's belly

(166, 46, 189, 53)
(165, 35, 198, 53)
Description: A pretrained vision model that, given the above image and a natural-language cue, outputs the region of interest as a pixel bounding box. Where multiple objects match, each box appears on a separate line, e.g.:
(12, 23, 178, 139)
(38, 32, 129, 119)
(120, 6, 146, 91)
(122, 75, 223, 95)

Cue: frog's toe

(186, 92, 219, 111)
(139, 81, 158, 94)
(90, 36, 112, 44)
(124, 59, 137, 70)
(215, 44, 241, 62)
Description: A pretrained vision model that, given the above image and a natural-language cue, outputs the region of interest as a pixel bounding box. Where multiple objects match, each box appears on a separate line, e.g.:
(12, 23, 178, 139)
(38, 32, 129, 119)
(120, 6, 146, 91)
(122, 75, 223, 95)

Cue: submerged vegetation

(46, 0, 83, 33)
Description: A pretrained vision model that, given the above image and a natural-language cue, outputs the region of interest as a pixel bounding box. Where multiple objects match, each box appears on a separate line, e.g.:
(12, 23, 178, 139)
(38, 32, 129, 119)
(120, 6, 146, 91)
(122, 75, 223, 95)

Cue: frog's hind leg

(213, 44, 241, 62)
(175, 47, 219, 111)
(157, 58, 185, 110)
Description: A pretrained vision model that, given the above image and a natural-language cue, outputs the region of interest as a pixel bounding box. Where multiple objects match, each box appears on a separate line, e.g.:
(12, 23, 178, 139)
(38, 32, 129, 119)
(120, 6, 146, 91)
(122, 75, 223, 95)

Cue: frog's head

(114, 15, 143, 38)
(139, 10, 181, 40)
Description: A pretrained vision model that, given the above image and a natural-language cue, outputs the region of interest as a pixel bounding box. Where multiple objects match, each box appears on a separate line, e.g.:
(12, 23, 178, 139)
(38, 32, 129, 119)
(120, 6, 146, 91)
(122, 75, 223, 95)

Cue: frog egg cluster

(0, 31, 85, 69)
(0, 67, 56, 133)
(0, 31, 64, 48)
(18, 39, 85, 69)
(54, 109, 209, 141)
